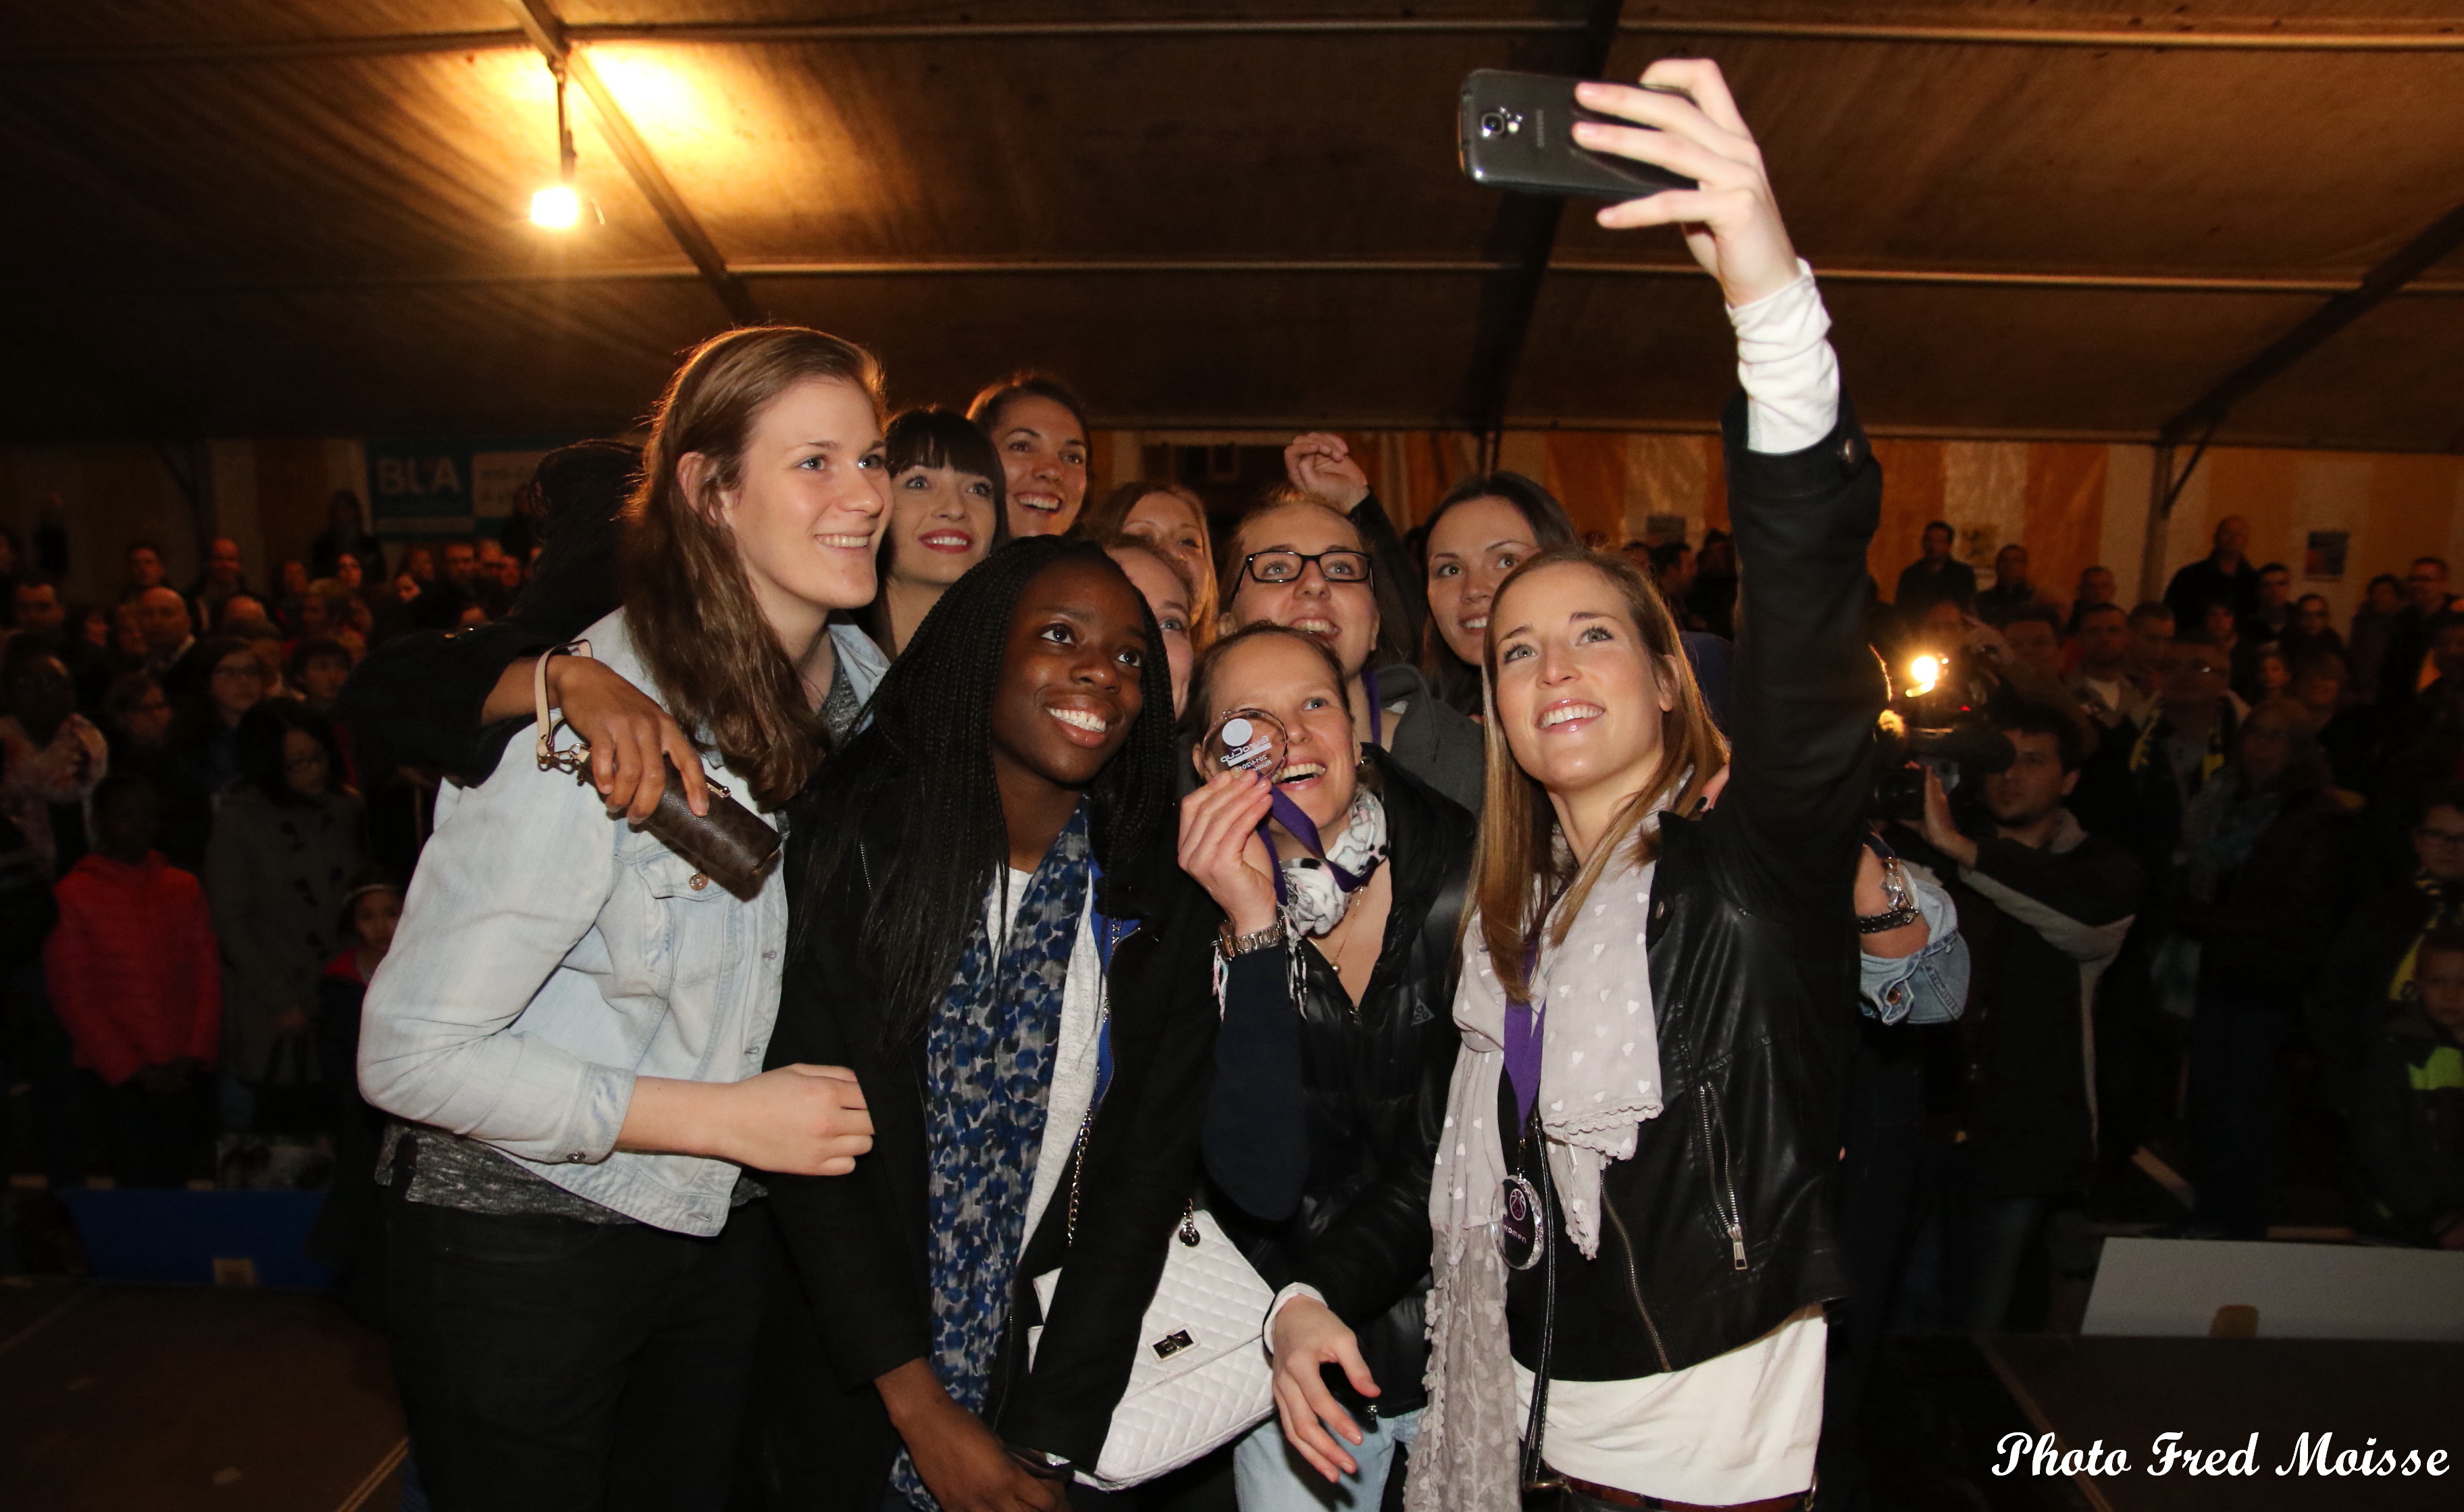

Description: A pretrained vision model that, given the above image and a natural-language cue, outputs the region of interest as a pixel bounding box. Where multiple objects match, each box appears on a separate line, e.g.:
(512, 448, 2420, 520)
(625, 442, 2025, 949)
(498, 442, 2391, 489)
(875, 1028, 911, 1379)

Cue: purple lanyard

(1362, 665, 1384, 748)
(1503, 943, 1544, 1129)
(1258, 785, 1366, 907)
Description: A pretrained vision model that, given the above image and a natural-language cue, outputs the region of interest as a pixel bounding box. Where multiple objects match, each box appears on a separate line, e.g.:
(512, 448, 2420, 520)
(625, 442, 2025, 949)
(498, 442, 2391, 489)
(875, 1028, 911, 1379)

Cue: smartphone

(1458, 69, 1697, 201)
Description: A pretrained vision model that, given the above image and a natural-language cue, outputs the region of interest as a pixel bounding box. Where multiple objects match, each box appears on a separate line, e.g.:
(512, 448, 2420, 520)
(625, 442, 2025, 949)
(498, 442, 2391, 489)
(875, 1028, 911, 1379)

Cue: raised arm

(1574, 59, 1882, 905)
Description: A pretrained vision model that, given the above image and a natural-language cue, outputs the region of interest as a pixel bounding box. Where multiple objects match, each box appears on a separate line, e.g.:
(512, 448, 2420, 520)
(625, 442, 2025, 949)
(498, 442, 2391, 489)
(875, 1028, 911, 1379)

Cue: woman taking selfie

(1178, 622, 1472, 1509)
(865, 405, 1010, 656)
(1412, 61, 1880, 1512)
(970, 373, 1093, 538)
(1416, 475, 1581, 717)
(760, 537, 1220, 1510)
(357, 326, 884, 1512)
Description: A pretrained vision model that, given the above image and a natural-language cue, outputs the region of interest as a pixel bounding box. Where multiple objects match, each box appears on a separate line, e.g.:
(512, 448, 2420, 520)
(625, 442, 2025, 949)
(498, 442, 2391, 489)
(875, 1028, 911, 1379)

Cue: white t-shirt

(1513, 1307, 1827, 1504)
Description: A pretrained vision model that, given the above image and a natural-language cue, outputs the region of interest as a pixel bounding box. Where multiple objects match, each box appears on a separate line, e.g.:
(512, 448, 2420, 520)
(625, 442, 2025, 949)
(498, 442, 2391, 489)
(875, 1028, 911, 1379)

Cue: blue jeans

(1233, 1405, 1421, 1511)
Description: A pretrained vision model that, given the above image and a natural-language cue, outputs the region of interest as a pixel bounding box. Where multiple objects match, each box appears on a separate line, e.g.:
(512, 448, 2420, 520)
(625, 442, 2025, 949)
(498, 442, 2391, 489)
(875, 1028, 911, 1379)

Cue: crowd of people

(0, 57, 2456, 1512)
(1815, 500, 2463, 1263)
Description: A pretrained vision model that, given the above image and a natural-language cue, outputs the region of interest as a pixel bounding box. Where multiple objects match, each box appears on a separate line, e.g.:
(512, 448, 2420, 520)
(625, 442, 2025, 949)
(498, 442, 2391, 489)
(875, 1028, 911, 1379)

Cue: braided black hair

(797, 536, 1179, 1048)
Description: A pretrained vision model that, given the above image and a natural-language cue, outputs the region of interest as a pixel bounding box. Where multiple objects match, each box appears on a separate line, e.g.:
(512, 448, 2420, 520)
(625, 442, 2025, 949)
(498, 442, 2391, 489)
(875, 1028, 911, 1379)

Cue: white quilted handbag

(1027, 1200, 1277, 1489)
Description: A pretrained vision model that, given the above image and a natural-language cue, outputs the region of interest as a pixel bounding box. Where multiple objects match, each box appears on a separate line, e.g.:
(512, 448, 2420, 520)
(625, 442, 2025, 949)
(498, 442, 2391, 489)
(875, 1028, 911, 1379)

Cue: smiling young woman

(969, 372, 1093, 539)
(357, 325, 888, 1512)
(1218, 492, 1487, 815)
(1412, 58, 1884, 1512)
(865, 406, 1010, 656)
(1418, 473, 1579, 717)
(759, 537, 1222, 1511)
(1174, 622, 1473, 1507)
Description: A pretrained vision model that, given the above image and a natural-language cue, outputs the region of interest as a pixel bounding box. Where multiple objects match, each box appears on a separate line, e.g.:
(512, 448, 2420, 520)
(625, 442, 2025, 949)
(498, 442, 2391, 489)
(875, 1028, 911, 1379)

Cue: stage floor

(3, 1278, 2457, 1512)
(0, 1278, 404, 1512)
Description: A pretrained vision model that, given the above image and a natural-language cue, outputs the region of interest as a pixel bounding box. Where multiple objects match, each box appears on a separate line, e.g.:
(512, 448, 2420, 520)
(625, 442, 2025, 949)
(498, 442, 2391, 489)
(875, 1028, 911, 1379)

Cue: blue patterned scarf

(892, 805, 1091, 1510)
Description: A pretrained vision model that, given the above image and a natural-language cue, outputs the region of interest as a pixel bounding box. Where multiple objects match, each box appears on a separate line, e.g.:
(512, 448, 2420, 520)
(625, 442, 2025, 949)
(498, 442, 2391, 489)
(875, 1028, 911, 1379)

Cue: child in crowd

(311, 875, 405, 1318)
(2354, 925, 2464, 1249)
(44, 773, 221, 1186)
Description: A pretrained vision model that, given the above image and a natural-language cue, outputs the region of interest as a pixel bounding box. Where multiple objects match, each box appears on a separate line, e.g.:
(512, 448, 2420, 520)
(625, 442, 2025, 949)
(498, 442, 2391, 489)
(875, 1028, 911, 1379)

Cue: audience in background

(2346, 572, 2405, 703)
(2068, 602, 2145, 729)
(2165, 514, 2259, 629)
(2178, 698, 2365, 1237)
(121, 542, 168, 603)
(43, 773, 220, 1187)
(1976, 543, 2043, 626)
(2351, 924, 2464, 1250)
(2249, 563, 2294, 644)
(2376, 556, 2455, 715)
(1895, 519, 1976, 618)
(205, 699, 367, 1135)
(187, 537, 249, 635)
(2309, 787, 2464, 1116)
(0, 640, 107, 880)
(309, 490, 384, 581)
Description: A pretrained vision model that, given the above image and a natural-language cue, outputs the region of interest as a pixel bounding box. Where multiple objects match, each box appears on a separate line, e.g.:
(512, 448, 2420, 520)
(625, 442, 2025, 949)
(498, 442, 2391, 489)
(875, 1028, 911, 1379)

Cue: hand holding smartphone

(1457, 69, 1697, 201)
(1462, 59, 1801, 310)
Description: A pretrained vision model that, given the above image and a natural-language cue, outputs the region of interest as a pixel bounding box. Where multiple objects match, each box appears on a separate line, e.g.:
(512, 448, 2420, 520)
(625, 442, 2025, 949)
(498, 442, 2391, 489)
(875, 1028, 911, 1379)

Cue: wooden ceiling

(3, 2, 2459, 448)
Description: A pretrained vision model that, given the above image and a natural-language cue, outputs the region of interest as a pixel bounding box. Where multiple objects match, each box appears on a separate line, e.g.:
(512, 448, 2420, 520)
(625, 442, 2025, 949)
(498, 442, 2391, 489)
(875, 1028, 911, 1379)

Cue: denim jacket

(1860, 860, 1969, 1026)
(358, 611, 885, 1235)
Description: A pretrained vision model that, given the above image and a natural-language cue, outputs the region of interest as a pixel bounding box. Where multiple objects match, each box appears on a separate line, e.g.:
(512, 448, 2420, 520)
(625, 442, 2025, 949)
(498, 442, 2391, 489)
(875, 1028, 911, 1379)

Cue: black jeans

(385, 1190, 765, 1512)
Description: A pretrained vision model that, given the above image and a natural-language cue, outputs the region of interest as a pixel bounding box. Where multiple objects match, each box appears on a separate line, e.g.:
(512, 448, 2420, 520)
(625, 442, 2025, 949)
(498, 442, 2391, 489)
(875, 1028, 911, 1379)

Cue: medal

(1500, 1171, 1544, 1271)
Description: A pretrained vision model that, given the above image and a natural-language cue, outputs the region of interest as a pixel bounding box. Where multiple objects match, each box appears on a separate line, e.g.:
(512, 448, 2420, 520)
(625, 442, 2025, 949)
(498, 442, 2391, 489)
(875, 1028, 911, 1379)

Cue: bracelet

(1856, 854, 1921, 934)
(1218, 918, 1287, 961)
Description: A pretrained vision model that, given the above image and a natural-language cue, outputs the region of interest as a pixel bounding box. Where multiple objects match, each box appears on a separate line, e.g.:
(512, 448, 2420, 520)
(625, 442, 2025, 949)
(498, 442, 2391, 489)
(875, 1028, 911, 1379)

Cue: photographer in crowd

(1895, 697, 2142, 1328)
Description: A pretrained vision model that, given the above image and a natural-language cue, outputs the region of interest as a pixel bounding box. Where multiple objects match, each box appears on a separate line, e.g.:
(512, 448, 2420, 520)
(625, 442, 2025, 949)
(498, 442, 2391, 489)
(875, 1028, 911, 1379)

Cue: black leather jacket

(1507, 394, 1884, 1380)
(1206, 750, 1472, 1415)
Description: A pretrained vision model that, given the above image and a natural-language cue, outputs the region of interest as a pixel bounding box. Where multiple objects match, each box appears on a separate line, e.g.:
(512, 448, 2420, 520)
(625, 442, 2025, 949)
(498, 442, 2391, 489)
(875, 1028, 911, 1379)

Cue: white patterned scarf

(1411, 841, 1669, 1512)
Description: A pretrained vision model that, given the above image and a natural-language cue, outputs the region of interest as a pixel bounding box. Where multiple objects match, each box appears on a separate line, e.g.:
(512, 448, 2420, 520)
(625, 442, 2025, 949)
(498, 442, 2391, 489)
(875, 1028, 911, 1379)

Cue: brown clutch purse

(533, 642, 782, 900)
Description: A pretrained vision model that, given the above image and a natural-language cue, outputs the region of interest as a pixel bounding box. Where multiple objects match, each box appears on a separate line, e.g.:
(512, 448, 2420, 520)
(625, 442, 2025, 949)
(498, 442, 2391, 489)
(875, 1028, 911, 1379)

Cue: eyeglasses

(1241, 549, 1371, 586)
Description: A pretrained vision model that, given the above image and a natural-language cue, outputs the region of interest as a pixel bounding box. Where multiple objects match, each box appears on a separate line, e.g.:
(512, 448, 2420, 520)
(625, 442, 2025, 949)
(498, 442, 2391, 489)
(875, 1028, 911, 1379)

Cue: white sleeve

(1263, 1282, 1329, 1347)
(1728, 260, 1841, 455)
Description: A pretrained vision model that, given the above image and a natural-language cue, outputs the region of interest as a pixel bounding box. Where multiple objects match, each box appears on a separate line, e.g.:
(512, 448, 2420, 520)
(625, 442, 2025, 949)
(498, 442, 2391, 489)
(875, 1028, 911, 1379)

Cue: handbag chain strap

(534, 640, 592, 777)
(531, 638, 736, 802)
(1518, 1101, 1562, 1496)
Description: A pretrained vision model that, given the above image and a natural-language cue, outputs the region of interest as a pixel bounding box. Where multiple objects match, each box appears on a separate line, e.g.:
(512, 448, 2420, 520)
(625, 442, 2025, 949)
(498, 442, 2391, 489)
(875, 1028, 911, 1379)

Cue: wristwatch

(1218, 918, 1287, 960)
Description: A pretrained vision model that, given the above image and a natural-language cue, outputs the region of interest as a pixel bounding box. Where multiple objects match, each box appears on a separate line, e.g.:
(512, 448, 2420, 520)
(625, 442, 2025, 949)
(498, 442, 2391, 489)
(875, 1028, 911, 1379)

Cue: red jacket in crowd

(44, 850, 222, 1085)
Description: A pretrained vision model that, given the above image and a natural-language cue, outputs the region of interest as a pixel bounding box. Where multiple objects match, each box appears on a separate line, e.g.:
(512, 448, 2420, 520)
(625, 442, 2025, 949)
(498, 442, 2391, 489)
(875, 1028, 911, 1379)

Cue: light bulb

(1905, 654, 1941, 698)
(530, 184, 581, 230)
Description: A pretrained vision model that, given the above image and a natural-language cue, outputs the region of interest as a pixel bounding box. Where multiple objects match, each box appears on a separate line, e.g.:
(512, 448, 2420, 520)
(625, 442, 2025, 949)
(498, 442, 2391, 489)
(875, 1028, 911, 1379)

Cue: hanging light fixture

(530, 59, 582, 230)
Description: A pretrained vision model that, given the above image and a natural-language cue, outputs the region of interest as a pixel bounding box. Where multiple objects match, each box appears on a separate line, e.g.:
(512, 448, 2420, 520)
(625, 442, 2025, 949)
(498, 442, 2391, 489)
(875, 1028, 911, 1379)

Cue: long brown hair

(1472, 546, 1728, 1003)
(619, 325, 884, 810)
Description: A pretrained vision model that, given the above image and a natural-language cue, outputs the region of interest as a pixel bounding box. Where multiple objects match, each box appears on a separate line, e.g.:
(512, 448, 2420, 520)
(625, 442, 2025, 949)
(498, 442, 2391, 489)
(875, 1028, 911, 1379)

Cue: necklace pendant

(1499, 1172, 1545, 1271)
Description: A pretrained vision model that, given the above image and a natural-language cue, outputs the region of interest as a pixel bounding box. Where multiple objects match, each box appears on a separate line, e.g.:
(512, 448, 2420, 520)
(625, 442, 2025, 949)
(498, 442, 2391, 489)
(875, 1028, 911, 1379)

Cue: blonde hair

(619, 325, 885, 809)
(1471, 547, 1728, 1003)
